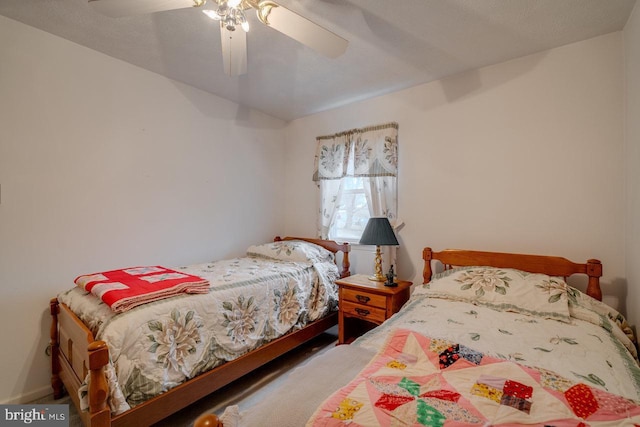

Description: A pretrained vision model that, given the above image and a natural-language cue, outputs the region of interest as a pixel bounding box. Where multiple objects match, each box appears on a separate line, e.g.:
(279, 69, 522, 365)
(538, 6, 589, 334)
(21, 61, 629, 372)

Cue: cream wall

(625, 3, 640, 328)
(285, 32, 626, 309)
(0, 16, 287, 404)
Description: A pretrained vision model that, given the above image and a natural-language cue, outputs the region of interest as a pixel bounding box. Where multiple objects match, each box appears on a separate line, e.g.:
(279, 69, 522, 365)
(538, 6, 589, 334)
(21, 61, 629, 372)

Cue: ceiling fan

(88, 0, 349, 76)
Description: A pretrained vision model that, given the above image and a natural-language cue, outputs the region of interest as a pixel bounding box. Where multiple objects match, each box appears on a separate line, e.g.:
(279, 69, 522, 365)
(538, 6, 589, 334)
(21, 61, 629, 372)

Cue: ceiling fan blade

(257, 1, 348, 58)
(88, 0, 202, 17)
(220, 26, 248, 76)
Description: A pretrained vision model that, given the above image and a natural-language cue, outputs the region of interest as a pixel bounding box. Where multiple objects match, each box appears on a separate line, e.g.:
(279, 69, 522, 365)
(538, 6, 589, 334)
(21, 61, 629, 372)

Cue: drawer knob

(356, 295, 370, 303)
(355, 308, 370, 317)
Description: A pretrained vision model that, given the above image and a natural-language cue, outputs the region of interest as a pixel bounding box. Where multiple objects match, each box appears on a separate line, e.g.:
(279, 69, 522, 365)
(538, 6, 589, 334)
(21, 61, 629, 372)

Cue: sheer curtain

(353, 125, 398, 222)
(313, 123, 398, 239)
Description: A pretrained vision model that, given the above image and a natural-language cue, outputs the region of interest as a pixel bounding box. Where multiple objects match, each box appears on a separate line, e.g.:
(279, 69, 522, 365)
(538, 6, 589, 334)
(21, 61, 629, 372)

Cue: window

(329, 177, 369, 242)
(313, 123, 398, 242)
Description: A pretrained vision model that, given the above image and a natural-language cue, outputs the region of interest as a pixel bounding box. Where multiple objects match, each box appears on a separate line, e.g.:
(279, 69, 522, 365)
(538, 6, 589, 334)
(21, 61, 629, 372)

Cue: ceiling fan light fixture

(224, 15, 236, 31)
(204, 0, 248, 32)
(217, 1, 229, 16)
(256, 0, 276, 26)
(202, 9, 222, 20)
(239, 12, 250, 31)
(87, 0, 347, 77)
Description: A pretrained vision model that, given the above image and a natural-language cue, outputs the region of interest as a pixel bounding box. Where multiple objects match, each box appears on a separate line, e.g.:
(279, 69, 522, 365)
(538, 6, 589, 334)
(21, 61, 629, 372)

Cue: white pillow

(246, 240, 334, 264)
(414, 266, 571, 322)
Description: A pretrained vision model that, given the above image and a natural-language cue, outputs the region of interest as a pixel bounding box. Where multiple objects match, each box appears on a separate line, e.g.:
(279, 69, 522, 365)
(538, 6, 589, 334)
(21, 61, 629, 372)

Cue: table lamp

(359, 217, 399, 282)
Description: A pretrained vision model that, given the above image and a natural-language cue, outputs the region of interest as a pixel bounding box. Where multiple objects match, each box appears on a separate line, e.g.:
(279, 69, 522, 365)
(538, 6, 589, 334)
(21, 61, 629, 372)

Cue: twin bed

(49, 237, 351, 427)
(50, 241, 640, 426)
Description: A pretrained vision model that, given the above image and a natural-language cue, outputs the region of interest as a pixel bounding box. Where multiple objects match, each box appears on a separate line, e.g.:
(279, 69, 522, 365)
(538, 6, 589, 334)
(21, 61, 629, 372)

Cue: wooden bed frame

(49, 236, 350, 427)
(195, 246, 604, 427)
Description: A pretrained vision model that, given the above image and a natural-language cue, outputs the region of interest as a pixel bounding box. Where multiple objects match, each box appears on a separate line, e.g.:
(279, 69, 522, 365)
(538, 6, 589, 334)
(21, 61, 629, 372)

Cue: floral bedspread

(308, 329, 640, 426)
(58, 244, 339, 415)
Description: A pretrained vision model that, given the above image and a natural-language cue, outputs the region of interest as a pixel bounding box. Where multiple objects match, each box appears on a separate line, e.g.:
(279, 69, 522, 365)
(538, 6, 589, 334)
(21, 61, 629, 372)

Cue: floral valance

(313, 122, 398, 181)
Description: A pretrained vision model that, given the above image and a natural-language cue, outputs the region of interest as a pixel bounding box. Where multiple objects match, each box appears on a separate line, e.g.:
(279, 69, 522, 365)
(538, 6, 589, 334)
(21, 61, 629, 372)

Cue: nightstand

(336, 274, 412, 344)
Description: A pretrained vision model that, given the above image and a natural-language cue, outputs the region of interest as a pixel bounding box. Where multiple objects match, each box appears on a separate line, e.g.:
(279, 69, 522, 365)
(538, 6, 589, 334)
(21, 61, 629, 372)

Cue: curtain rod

(316, 122, 398, 141)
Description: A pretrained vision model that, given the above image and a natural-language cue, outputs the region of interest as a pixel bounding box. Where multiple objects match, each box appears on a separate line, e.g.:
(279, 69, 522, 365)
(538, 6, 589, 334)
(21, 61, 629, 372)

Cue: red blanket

(74, 266, 209, 313)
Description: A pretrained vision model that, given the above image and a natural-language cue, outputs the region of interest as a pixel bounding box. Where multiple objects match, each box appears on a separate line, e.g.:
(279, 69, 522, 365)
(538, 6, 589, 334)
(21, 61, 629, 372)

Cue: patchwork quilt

(308, 329, 640, 426)
(354, 267, 640, 402)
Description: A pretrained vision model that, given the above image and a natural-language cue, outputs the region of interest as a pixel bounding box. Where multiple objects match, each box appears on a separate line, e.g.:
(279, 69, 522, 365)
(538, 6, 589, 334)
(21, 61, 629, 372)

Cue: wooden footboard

(50, 298, 110, 427)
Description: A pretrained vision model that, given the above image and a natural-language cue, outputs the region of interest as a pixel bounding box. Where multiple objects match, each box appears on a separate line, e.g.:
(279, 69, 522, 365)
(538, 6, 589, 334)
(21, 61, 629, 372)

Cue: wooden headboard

(422, 247, 603, 301)
(275, 236, 351, 278)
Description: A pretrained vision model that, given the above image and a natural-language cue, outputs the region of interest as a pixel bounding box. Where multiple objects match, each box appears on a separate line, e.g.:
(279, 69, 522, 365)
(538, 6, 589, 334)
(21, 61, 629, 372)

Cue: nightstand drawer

(341, 300, 386, 323)
(341, 288, 387, 309)
(336, 274, 412, 344)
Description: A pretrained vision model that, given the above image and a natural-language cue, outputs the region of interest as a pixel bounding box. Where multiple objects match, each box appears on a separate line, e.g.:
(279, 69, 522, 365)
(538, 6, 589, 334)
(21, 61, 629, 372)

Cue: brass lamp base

(368, 245, 385, 282)
(368, 245, 397, 286)
(368, 273, 397, 287)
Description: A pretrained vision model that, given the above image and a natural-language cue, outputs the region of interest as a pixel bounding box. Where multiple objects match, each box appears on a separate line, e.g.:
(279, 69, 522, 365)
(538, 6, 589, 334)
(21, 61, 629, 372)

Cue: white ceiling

(0, 0, 636, 121)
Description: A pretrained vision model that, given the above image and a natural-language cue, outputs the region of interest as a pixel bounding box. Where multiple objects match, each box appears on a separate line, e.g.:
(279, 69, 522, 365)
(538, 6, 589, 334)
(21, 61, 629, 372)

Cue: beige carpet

(42, 326, 338, 426)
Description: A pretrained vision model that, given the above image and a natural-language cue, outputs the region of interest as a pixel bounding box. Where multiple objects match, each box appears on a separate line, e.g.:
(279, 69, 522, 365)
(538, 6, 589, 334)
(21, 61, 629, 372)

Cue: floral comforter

(57, 241, 340, 414)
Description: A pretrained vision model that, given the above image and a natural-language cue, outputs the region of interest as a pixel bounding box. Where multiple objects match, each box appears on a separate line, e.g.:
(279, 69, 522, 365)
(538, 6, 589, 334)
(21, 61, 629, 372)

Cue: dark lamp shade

(359, 217, 399, 246)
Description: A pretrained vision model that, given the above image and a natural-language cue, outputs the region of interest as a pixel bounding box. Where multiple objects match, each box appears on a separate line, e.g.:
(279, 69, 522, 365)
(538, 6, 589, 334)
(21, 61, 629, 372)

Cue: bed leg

(49, 298, 64, 400)
(88, 341, 111, 427)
